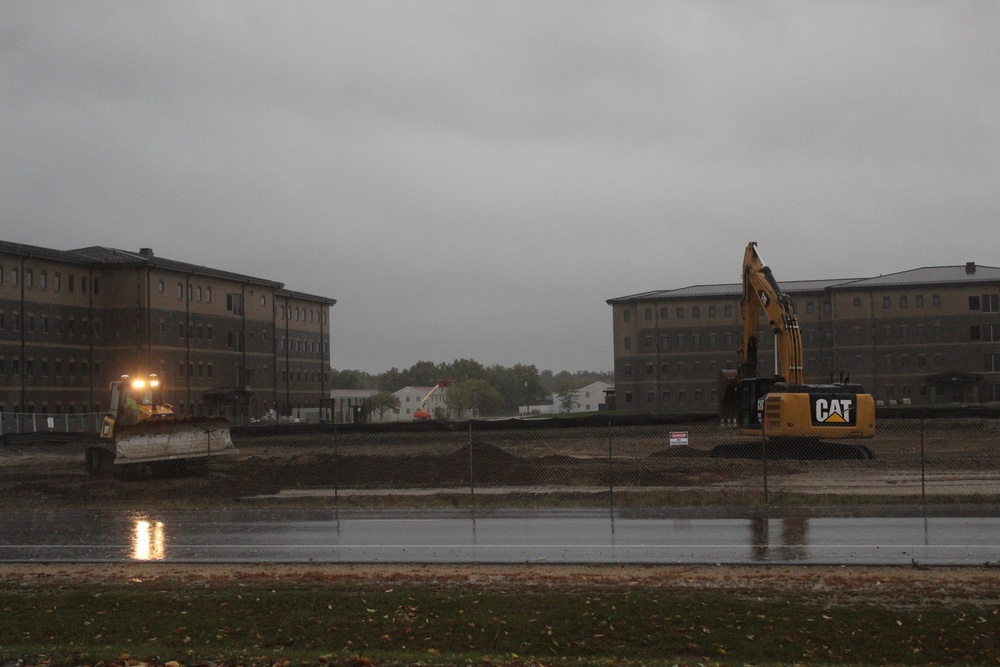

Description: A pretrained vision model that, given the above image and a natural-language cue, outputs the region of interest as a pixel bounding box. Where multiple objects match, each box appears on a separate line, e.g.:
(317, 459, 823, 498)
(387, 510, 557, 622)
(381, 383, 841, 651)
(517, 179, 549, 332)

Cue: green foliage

(556, 386, 580, 413)
(368, 391, 400, 419)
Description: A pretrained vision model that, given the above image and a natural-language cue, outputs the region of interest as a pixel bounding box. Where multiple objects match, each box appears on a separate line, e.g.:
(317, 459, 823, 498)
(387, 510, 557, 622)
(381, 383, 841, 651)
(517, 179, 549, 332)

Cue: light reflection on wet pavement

(0, 508, 997, 565)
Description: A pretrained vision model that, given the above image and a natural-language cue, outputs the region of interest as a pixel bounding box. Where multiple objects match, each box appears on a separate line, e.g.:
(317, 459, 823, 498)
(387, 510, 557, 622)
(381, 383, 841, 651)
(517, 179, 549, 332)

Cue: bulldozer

(85, 374, 234, 476)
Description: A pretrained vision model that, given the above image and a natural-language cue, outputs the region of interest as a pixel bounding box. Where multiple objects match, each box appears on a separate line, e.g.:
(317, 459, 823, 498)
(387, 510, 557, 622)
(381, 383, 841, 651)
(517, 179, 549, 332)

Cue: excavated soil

(1, 421, 998, 509)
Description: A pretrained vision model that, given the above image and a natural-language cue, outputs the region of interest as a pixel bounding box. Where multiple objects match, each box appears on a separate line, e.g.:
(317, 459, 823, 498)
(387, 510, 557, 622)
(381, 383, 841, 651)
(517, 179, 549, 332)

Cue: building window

(644, 308, 652, 320)
(692, 333, 700, 347)
(708, 305, 716, 317)
(900, 325, 909, 338)
(883, 355, 892, 368)
(724, 305, 733, 317)
(40, 271, 47, 289)
(823, 301, 831, 314)
(644, 335, 653, 348)
(916, 294, 924, 307)
(623, 364, 632, 375)
(984, 294, 1000, 312)
(853, 296, 862, 307)
(646, 391, 654, 403)
(901, 354, 910, 367)
(660, 362, 669, 374)
(646, 364, 654, 375)
(26, 269, 33, 288)
(970, 295, 981, 310)
(899, 295, 908, 308)
(661, 390, 670, 402)
(624, 392, 633, 403)
(933, 294, 941, 307)
(971, 326, 982, 340)
(659, 307, 668, 319)
(676, 307, 684, 319)
(917, 353, 926, 366)
(883, 326, 892, 339)
(987, 354, 1000, 372)
(692, 306, 700, 319)
(676, 334, 684, 348)
(623, 309, 631, 322)
(934, 353, 944, 366)
(623, 337, 631, 349)
(806, 302, 814, 314)
(882, 296, 891, 310)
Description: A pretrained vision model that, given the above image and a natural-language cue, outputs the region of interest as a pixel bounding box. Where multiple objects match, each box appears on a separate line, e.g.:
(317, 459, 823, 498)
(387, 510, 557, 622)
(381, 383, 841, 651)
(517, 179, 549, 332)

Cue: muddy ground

(1, 421, 997, 510)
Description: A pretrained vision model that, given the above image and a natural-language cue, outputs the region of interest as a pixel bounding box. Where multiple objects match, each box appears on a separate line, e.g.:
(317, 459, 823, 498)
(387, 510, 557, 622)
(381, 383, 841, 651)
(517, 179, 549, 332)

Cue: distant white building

(394, 385, 448, 421)
(521, 381, 613, 415)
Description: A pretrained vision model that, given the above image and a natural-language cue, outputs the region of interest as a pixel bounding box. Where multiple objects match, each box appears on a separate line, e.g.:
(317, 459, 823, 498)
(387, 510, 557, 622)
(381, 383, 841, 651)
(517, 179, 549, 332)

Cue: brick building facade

(0, 240, 335, 423)
(608, 262, 1000, 411)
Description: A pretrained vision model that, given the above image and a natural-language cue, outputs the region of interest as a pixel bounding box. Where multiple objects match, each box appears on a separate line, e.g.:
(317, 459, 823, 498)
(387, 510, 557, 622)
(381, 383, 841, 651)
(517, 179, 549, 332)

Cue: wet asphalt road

(0, 508, 997, 565)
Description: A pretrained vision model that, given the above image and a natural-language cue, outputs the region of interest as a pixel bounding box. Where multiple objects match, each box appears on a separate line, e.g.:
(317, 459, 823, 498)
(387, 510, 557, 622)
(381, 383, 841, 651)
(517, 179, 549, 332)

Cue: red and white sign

(669, 431, 689, 447)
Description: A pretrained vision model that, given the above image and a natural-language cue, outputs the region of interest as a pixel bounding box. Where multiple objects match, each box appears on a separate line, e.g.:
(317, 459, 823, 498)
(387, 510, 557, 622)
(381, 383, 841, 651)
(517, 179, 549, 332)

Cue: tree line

(329, 359, 611, 416)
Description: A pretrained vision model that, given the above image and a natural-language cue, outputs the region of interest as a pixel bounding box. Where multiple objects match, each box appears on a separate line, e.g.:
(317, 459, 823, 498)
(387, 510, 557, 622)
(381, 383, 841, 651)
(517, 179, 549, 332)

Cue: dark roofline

(2, 239, 335, 301)
(276, 288, 337, 306)
(608, 263, 1000, 304)
(0, 240, 105, 266)
(69, 245, 285, 288)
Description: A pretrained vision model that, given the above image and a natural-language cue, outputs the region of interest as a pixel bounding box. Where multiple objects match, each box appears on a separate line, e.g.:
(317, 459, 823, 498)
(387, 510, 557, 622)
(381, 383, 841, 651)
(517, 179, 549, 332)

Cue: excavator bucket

(112, 416, 234, 465)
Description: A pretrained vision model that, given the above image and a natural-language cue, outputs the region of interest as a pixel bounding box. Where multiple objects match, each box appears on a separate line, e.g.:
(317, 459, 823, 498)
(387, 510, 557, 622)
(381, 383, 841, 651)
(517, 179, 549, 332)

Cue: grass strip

(1, 564, 998, 666)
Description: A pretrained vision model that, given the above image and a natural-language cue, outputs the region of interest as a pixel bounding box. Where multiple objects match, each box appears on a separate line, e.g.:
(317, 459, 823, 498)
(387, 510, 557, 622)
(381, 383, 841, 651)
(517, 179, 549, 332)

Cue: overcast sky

(3, 2, 999, 374)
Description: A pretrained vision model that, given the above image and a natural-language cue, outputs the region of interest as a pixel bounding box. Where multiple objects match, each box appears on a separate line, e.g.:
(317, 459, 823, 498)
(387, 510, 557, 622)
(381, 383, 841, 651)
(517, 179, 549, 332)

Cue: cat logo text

(812, 397, 856, 426)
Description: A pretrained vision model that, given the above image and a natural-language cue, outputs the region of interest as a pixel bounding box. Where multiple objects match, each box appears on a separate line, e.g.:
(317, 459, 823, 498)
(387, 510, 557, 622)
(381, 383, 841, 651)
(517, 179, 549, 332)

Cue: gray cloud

(3, 1, 999, 372)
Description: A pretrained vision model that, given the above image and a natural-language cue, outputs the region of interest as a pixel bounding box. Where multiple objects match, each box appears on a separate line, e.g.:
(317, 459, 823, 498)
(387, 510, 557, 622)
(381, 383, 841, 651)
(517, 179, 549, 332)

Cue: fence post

(333, 422, 339, 505)
(761, 429, 769, 506)
(468, 421, 475, 509)
(607, 420, 614, 525)
(920, 418, 926, 507)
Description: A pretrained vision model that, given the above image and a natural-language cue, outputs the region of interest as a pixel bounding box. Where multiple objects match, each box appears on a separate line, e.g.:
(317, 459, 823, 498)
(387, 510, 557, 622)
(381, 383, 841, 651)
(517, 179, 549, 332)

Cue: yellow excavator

(86, 373, 234, 476)
(717, 243, 875, 455)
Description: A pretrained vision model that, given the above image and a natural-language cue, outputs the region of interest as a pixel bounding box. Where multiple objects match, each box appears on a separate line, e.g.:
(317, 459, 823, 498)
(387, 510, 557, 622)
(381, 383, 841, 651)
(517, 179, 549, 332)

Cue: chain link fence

(0, 411, 997, 511)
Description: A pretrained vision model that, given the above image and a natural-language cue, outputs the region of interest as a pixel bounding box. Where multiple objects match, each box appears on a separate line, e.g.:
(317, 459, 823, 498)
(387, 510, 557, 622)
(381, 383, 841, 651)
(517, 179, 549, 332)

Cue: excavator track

(710, 439, 875, 460)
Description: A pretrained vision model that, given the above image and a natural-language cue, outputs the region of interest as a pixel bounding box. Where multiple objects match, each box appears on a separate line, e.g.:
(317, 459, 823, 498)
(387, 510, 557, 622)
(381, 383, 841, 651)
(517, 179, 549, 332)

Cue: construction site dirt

(1, 418, 997, 511)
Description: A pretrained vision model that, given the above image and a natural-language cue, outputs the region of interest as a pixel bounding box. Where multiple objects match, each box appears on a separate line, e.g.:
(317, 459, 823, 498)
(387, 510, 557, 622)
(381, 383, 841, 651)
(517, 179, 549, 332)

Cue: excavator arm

(739, 242, 805, 384)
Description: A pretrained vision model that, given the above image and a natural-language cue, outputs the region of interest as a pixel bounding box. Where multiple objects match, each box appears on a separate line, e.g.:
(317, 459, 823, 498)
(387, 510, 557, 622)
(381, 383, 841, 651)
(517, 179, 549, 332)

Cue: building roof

(607, 263, 999, 303)
(276, 287, 337, 306)
(328, 389, 380, 399)
(1, 239, 336, 302)
(830, 264, 1000, 289)
(71, 246, 285, 288)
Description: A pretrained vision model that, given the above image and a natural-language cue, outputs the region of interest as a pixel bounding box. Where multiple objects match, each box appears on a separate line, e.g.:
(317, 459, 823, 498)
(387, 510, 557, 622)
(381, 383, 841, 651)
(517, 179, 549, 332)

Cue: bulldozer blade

(112, 417, 234, 464)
